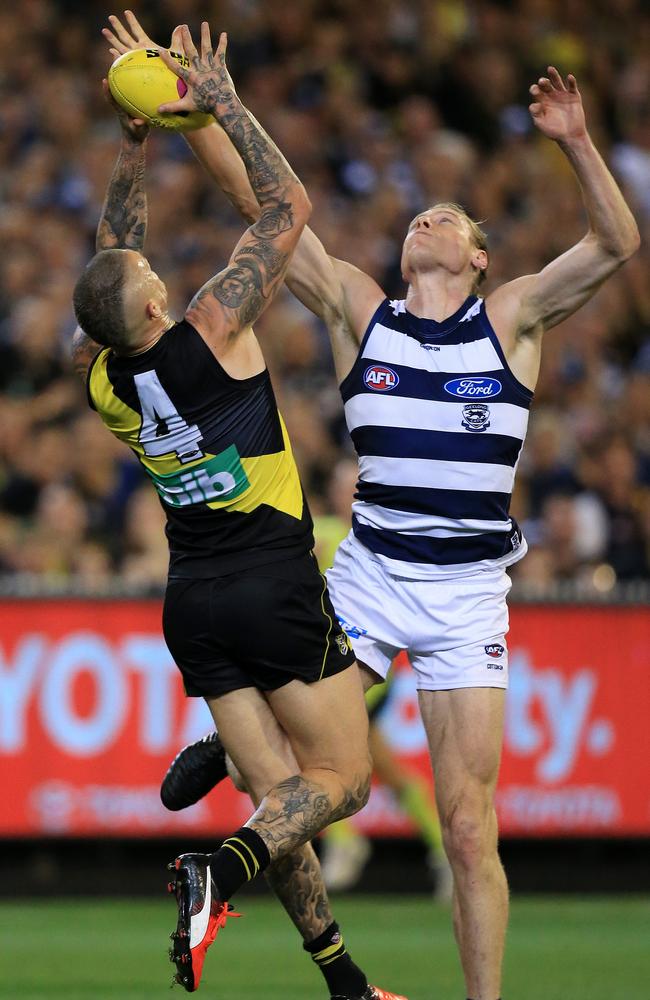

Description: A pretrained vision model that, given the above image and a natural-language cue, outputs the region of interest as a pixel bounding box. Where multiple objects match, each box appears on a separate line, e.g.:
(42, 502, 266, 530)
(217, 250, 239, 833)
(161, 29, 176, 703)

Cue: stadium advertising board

(0, 600, 648, 837)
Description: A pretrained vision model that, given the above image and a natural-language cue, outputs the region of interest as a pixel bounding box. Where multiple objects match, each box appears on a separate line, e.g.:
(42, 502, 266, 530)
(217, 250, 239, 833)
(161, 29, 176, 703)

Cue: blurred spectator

(0, 0, 648, 589)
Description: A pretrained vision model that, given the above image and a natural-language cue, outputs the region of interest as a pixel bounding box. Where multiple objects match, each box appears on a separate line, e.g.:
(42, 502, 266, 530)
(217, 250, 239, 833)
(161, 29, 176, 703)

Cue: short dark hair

(72, 250, 129, 348)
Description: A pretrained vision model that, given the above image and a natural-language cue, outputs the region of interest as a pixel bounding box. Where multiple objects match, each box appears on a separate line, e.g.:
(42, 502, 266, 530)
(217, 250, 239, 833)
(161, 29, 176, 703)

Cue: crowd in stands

(0, 0, 649, 591)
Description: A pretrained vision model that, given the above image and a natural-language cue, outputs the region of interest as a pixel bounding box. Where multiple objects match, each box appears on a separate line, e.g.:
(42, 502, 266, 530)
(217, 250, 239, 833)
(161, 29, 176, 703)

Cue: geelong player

(74, 22, 406, 1000)
(128, 29, 639, 1000)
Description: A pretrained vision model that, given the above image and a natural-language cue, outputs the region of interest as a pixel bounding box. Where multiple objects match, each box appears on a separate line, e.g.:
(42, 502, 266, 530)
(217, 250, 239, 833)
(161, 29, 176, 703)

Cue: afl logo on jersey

(444, 377, 502, 398)
(485, 643, 505, 658)
(364, 365, 400, 391)
(462, 402, 490, 432)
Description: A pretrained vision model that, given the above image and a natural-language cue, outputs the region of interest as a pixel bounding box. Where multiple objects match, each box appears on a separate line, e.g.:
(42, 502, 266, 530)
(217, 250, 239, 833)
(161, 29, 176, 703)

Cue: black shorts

(163, 552, 356, 698)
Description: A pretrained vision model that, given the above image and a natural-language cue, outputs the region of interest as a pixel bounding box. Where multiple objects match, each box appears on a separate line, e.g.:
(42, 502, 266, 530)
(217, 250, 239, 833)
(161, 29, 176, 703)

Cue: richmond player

(73, 22, 405, 1000)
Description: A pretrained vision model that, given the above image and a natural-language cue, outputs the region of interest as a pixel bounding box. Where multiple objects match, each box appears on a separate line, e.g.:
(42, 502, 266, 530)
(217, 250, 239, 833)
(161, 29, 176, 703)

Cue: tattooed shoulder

(71, 328, 101, 380)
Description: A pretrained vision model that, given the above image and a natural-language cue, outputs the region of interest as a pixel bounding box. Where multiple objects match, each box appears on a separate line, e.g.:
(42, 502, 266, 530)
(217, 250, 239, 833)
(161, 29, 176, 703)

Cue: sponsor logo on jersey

(363, 365, 400, 391)
(487, 662, 504, 670)
(485, 643, 505, 658)
(444, 377, 502, 398)
(461, 402, 491, 432)
(147, 445, 250, 507)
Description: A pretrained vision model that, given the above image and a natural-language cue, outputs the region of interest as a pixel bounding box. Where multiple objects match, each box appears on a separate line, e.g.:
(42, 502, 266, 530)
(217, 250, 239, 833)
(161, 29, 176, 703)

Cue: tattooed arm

(96, 83, 149, 252)
(71, 326, 101, 382)
(158, 25, 310, 342)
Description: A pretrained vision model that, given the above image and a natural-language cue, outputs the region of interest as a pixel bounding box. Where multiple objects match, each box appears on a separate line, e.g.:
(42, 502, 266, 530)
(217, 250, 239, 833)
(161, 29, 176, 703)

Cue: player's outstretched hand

(529, 67, 587, 143)
(101, 77, 149, 142)
(103, 10, 186, 60)
(157, 24, 236, 118)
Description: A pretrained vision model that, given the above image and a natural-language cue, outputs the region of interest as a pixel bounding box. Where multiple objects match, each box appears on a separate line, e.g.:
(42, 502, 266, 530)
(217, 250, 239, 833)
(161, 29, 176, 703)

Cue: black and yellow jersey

(87, 319, 314, 576)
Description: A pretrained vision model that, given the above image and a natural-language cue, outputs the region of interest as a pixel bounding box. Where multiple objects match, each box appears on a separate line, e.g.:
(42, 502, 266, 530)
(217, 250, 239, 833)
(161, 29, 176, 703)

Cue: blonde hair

(429, 202, 488, 293)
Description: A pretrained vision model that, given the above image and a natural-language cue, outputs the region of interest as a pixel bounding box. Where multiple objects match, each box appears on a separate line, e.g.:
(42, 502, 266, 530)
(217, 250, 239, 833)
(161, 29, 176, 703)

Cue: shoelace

(214, 901, 242, 929)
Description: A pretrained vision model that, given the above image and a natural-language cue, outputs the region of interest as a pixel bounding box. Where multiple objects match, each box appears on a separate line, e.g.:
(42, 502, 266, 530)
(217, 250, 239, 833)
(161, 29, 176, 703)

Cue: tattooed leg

(265, 843, 332, 940)
(248, 772, 371, 862)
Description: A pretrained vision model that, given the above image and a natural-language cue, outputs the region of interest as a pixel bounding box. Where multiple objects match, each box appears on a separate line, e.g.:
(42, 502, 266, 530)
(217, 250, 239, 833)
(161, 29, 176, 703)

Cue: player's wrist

(556, 130, 590, 152)
(120, 128, 149, 148)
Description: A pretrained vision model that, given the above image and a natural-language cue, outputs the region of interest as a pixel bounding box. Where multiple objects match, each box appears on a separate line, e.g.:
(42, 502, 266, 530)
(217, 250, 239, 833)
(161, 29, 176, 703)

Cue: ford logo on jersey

(364, 365, 400, 391)
(444, 377, 502, 397)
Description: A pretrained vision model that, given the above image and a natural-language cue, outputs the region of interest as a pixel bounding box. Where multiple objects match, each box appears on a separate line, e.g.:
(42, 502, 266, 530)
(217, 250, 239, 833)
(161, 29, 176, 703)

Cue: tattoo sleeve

(265, 844, 333, 941)
(96, 138, 148, 252)
(186, 53, 309, 333)
(248, 773, 369, 862)
(71, 328, 101, 381)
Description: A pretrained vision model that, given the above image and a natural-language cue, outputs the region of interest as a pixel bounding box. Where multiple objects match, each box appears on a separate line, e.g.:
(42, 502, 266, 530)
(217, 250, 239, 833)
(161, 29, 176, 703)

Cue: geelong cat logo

(444, 377, 502, 397)
(462, 403, 490, 432)
(364, 365, 400, 391)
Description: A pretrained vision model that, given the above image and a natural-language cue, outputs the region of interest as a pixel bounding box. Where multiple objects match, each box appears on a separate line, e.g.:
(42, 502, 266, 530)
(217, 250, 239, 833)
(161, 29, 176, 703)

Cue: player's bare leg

(219, 696, 335, 942)
(418, 687, 507, 1000)
(205, 675, 404, 1000)
(208, 665, 372, 860)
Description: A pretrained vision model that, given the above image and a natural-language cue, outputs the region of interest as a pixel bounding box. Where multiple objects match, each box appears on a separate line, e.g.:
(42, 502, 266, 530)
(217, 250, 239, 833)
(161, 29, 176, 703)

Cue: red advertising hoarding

(0, 600, 648, 837)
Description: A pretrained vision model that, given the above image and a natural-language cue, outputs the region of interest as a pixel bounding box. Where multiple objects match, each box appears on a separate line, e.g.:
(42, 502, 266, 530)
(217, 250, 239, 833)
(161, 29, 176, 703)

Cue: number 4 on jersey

(134, 370, 204, 464)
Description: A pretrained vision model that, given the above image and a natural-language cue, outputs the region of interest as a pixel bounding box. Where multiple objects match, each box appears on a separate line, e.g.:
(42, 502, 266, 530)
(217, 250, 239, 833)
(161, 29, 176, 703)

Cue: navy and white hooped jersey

(339, 295, 533, 580)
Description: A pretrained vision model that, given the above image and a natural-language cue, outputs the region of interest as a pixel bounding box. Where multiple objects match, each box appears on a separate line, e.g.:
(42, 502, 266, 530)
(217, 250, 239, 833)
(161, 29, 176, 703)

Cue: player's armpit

(71, 327, 101, 380)
(285, 227, 384, 344)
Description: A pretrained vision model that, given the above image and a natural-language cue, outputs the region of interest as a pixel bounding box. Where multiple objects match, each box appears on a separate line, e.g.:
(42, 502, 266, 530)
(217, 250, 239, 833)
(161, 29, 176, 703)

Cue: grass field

(4, 895, 649, 1000)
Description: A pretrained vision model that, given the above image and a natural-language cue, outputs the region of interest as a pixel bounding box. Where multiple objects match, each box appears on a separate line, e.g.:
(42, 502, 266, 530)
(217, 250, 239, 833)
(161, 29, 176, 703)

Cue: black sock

(209, 826, 270, 901)
(305, 921, 368, 998)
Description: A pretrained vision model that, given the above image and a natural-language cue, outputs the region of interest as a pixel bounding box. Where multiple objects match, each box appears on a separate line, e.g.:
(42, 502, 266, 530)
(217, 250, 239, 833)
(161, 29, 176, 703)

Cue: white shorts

(326, 533, 511, 691)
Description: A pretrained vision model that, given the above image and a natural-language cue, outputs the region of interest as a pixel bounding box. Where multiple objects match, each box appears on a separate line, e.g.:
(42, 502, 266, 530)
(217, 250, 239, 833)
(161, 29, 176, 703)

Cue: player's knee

(442, 803, 495, 872)
(336, 755, 372, 819)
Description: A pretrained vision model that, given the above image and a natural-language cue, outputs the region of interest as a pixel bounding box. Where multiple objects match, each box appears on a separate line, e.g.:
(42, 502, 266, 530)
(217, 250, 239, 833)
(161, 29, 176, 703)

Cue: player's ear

(472, 248, 488, 274)
(146, 299, 162, 319)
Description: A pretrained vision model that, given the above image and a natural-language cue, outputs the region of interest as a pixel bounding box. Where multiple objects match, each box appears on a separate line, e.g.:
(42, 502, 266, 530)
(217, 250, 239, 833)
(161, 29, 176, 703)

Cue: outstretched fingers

(547, 66, 567, 90)
(124, 9, 150, 43)
(200, 21, 213, 63)
(179, 23, 199, 65)
(170, 25, 185, 55)
(566, 73, 579, 93)
(216, 30, 228, 65)
(102, 28, 127, 56)
(104, 14, 135, 51)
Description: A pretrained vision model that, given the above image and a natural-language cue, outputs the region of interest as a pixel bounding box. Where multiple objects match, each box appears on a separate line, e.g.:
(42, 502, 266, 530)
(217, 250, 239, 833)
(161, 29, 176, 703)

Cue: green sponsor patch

(148, 445, 250, 507)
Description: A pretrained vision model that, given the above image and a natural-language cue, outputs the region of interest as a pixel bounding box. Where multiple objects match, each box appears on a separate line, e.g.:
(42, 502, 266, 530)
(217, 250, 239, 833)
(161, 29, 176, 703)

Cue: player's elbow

(618, 224, 641, 261)
(291, 182, 312, 226)
(594, 221, 641, 263)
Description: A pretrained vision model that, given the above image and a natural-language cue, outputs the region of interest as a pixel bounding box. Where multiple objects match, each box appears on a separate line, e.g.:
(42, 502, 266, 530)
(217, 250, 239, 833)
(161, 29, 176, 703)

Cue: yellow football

(108, 48, 212, 132)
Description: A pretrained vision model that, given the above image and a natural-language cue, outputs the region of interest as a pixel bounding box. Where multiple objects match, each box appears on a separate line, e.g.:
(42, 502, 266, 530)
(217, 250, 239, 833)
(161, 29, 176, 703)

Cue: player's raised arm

(183, 121, 384, 376)
(157, 24, 311, 339)
(488, 68, 640, 344)
(102, 13, 383, 369)
(95, 81, 149, 252)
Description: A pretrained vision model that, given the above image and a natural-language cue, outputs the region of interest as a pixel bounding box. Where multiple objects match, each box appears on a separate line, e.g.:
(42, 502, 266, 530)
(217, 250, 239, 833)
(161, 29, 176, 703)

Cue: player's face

(400, 207, 477, 282)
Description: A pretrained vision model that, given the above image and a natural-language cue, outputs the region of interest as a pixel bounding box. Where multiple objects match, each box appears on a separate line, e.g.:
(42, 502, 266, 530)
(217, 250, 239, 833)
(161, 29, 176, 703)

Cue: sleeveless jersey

(339, 296, 532, 579)
(87, 319, 313, 577)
